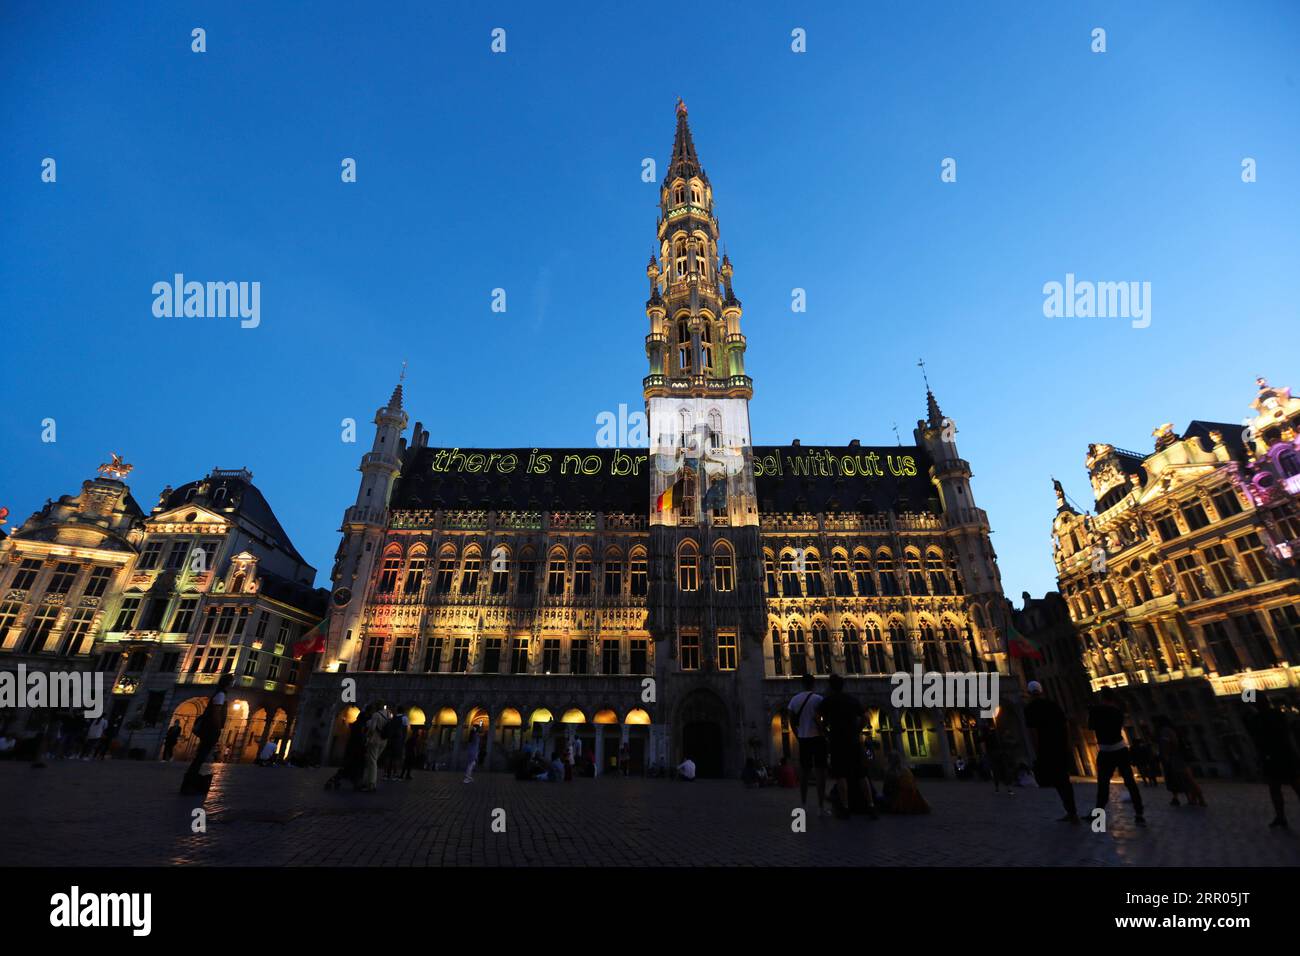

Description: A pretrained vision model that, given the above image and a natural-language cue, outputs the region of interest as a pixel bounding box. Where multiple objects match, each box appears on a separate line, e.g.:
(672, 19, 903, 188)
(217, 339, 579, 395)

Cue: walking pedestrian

(980, 722, 1014, 795)
(787, 674, 829, 815)
(325, 705, 370, 790)
(162, 721, 182, 761)
(1244, 696, 1300, 828)
(817, 673, 877, 819)
(1088, 689, 1146, 827)
(382, 709, 407, 780)
(463, 724, 483, 783)
(360, 702, 390, 792)
(1154, 715, 1204, 807)
(181, 674, 232, 795)
(1024, 681, 1079, 823)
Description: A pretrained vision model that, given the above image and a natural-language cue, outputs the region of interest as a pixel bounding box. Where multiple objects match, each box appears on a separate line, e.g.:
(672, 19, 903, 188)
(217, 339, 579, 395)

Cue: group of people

(786, 673, 931, 819)
(324, 701, 434, 791)
(1026, 682, 1300, 829)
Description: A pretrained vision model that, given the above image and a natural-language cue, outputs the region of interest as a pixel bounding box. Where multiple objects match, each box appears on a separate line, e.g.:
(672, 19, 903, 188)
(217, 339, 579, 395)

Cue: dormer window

(690, 182, 702, 204)
(673, 182, 685, 205)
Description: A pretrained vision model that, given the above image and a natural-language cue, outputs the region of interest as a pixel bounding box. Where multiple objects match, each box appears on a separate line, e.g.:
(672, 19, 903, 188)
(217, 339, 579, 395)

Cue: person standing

(360, 702, 390, 792)
(1088, 689, 1146, 827)
(980, 722, 1014, 796)
(1244, 696, 1300, 828)
(463, 724, 483, 783)
(401, 727, 422, 781)
(817, 674, 877, 819)
(1024, 681, 1079, 823)
(162, 721, 182, 761)
(787, 674, 828, 816)
(382, 710, 407, 781)
(81, 716, 106, 760)
(618, 741, 630, 777)
(181, 674, 232, 794)
(1154, 715, 1204, 807)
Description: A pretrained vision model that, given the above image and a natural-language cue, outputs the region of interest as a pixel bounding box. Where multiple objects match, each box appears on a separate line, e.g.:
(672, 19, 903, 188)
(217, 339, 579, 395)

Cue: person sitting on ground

(776, 757, 798, 788)
(548, 752, 565, 782)
(255, 739, 277, 766)
(677, 756, 697, 781)
(882, 752, 931, 814)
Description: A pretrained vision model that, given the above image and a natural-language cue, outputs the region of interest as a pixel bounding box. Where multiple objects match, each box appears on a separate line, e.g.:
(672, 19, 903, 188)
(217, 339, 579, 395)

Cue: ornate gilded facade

(1052, 379, 1300, 776)
(292, 104, 1022, 778)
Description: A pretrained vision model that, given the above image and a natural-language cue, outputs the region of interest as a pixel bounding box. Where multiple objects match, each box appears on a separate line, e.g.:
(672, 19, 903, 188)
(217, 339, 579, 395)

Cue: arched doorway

(675, 689, 730, 778)
(168, 697, 207, 761)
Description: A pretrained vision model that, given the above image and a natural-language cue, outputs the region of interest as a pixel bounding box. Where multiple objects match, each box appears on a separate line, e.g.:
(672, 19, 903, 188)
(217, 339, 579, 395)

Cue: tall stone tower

(322, 381, 409, 671)
(643, 101, 764, 775)
(915, 389, 1008, 671)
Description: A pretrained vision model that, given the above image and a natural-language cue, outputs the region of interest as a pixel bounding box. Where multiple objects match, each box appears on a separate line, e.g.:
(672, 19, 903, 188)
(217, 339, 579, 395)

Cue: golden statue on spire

(97, 453, 134, 480)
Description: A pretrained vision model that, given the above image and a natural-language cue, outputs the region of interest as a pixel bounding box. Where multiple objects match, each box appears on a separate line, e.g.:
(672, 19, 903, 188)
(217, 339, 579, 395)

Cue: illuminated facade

(292, 104, 1021, 777)
(1051, 379, 1300, 777)
(0, 474, 141, 738)
(0, 466, 326, 761)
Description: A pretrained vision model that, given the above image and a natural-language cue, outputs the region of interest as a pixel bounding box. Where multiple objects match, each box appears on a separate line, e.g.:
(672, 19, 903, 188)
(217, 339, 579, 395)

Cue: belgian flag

(291, 613, 329, 659)
(655, 476, 680, 513)
(1005, 617, 1043, 660)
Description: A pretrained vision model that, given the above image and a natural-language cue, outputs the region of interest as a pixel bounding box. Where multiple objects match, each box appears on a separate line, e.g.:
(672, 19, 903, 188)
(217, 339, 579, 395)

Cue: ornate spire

(926, 390, 944, 429)
(668, 98, 706, 183)
(387, 382, 404, 412)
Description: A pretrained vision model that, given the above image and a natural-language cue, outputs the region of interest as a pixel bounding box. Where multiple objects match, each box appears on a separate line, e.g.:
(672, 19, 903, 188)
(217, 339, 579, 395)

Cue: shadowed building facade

(293, 104, 1022, 778)
(1052, 379, 1300, 777)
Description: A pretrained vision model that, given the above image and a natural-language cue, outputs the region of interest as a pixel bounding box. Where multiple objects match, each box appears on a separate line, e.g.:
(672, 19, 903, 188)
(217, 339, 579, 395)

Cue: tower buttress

(916, 389, 1007, 670)
(323, 380, 409, 670)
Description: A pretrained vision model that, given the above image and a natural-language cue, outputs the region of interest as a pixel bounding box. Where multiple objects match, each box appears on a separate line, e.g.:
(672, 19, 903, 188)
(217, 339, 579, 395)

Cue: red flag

(291, 615, 328, 659)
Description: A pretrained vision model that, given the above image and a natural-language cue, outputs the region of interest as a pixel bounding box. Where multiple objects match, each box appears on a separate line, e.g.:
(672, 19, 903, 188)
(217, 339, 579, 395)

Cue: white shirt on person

(787, 691, 824, 739)
(677, 759, 696, 780)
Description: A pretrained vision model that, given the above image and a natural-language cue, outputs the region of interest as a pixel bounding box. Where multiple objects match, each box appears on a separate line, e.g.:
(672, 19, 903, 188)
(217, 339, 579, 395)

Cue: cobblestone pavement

(1, 761, 1298, 866)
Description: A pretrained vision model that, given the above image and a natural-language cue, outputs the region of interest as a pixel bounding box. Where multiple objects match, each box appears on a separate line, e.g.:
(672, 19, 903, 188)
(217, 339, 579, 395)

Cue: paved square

(1, 762, 1298, 866)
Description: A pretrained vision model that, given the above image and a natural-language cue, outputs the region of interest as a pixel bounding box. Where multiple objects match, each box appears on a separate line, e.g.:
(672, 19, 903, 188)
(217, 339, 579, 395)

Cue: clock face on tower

(331, 586, 353, 608)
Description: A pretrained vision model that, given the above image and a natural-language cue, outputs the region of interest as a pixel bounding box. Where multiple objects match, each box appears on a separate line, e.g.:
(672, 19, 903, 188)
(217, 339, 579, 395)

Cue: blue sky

(2, 1, 1297, 600)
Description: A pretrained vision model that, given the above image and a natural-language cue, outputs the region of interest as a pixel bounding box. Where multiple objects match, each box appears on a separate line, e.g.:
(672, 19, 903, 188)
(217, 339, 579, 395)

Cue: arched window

(803, 550, 825, 596)
(435, 547, 457, 594)
(842, 623, 863, 674)
(459, 548, 482, 595)
(678, 541, 699, 591)
(787, 623, 807, 676)
(947, 552, 964, 595)
(676, 317, 691, 371)
(673, 182, 685, 205)
(674, 237, 687, 277)
(378, 549, 402, 593)
(573, 549, 592, 596)
(546, 549, 567, 596)
(888, 618, 910, 669)
(405, 549, 427, 594)
(863, 620, 887, 673)
(906, 550, 927, 595)
(877, 550, 900, 596)
(780, 550, 802, 596)
(489, 545, 510, 594)
(902, 710, 928, 758)
(763, 550, 778, 597)
(690, 181, 702, 204)
(708, 409, 723, 447)
(713, 544, 734, 592)
(927, 549, 950, 595)
(603, 548, 623, 597)
(770, 626, 785, 676)
(920, 621, 942, 670)
(629, 548, 648, 597)
(941, 619, 965, 670)
(812, 623, 833, 675)
(853, 550, 875, 596)
(831, 550, 853, 596)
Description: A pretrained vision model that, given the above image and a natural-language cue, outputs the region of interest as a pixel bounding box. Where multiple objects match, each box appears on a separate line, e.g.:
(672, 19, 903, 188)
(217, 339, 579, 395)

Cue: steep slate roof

(159, 474, 307, 564)
(391, 445, 938, 517)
